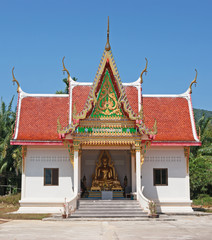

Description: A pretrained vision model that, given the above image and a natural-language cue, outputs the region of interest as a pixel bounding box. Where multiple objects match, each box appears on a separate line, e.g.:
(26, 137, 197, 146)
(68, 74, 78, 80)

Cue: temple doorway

(80, 150, 132, 199)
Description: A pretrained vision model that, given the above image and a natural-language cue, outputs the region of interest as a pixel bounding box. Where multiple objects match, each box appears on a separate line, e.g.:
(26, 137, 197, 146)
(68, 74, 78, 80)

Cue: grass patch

(0, 193, 21, 206)
(0, 193, 51, 220)
(192, 194, 212, 207)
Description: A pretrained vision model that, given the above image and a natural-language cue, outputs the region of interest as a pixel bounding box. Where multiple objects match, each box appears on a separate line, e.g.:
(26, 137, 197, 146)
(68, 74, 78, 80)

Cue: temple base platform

(86, 190, 124, 199)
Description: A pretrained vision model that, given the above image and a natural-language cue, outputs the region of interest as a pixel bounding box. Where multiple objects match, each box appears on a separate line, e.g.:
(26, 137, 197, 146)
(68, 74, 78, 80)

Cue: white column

(131, 151, 136, 192)
(74, 150, 79, 194)
(185, 157, 191, 200)
(21, 150, 26, 199)
(21, 167, 26, 199)
(78, 151, 81, 193)
(136, 150, 141, 194)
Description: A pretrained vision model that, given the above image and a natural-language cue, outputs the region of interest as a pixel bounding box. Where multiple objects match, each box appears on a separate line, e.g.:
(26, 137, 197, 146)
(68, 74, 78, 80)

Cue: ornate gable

(57, 18, 157, 141)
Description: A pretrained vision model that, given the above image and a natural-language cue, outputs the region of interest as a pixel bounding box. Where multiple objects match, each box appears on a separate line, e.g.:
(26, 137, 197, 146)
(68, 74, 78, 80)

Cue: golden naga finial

(72, 103, 78, 120)
(138, 105, 144, 120)
(62, 56, 70, 80)
(189, 69, 198, 94)
(57, 117, 62, 133)
(105, 16, 111, 51)
(153, 119, 158, 135)
(12, 67, 20, 93)
(140, 58, 148, 84)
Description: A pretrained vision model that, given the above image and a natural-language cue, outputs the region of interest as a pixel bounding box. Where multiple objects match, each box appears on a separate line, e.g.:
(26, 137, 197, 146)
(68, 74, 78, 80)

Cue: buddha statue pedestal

(102, 191, 113, 200)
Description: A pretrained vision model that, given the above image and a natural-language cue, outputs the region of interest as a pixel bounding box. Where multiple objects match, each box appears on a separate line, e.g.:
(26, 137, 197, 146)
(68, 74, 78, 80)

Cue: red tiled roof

(17, 97, 69, 141)
(72, 85, 91, 116)
(14, 87, 196, 142)
(125, 86, 138, 114)
(143, 97, 194, 141)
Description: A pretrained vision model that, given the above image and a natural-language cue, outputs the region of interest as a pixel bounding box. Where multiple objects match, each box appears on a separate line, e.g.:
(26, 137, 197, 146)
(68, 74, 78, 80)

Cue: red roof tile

(72, 85, 91, 116)
(143, 97, 194, 141)
(14, 87, 196, 143)
(17, 97, 69, 141)
(125, 86, 138, 114)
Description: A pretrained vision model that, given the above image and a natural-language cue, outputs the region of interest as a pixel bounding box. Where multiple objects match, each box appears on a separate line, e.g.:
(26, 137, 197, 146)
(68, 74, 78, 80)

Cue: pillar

(21, 146, 27, 199)
(74, 150, 79, 194)
(78, 150, 81, 193)
(131, 150, 136, 192)
(136, 150, 141, 194)
(21, 166, 26, 199)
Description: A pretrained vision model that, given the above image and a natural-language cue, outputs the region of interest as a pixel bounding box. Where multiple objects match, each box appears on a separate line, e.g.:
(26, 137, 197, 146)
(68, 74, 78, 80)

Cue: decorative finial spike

(105, 16, 111, 51)
(140, 58, 148, 84)
(12, 67, 20, 93)
(189, 69, 198, 94)
(108, 16, 109, 35)
(62, 56, 71, 80)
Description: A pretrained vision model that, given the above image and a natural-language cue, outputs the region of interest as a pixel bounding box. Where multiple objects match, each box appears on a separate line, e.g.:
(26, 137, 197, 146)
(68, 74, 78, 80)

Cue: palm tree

(0, 97, 21, 194)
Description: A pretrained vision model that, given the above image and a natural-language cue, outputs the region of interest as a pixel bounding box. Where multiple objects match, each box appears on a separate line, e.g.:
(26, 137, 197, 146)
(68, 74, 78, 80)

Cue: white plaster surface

(20, 146, 193, 213)
(22, 147, 74, 201)
(141, 147, 192, 212)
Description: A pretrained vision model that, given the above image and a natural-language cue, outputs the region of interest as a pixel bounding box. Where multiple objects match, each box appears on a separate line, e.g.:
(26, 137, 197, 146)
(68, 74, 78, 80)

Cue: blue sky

(0, 0, 212, 110)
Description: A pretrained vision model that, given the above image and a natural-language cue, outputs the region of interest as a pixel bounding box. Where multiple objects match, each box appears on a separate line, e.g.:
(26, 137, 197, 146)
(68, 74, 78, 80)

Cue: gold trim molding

(22, 146, 27, 173)
(184, 147, 190, 173)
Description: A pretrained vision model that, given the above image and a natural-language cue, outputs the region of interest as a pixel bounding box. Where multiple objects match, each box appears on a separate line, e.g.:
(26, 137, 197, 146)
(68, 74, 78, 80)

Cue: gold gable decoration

(91, 70, 123, 118)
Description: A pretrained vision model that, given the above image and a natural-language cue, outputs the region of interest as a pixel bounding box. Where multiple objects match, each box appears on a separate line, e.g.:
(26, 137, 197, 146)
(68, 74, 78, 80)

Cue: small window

(153, 168, 168, 186)
(44, 168, 59, 186)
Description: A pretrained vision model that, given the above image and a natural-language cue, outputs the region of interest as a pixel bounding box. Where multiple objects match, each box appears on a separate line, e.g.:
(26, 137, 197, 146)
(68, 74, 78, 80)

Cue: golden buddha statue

(91, 151, 122, 191)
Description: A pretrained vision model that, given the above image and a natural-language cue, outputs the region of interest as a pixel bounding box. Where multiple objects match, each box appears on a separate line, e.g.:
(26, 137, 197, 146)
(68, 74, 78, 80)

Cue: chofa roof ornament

(12, 67, 21, 93)
(140, 58, 148, 84)
(62, 56, 70, 80)
(189, 69, 198, 94)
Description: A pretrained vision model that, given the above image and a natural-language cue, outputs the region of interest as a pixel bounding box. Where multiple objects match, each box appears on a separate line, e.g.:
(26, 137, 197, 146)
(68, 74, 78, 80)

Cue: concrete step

(78, 204, 140, 207)
(73, 210, 146, 214)
(78, 201, 139, 205)
(70, 199, 148, 219)
(71, 213, 148, 218)
(78, 206, 141, 209)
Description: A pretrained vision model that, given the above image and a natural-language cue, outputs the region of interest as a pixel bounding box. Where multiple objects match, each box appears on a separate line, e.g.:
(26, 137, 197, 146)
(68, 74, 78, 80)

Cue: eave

(151, 141, 201, 146)
(10, 140, 64, 146)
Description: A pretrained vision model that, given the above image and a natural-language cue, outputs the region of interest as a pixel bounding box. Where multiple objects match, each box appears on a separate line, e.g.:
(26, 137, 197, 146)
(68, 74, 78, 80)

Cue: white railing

(137, 186, 150, 213)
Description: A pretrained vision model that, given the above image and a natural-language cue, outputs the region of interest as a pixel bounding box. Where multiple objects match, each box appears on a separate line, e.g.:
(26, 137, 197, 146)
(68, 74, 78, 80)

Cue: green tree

(56, 77, 78, 94)
(190, 114, 212, 198)
(0, 97, 21, 194)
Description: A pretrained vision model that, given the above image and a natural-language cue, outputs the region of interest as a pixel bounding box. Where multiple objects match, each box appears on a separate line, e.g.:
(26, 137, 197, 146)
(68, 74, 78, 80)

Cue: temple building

(11, 18, 201, 214)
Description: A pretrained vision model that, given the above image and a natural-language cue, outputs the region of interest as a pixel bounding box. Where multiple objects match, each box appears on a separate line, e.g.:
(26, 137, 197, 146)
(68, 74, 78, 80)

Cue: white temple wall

(24, 146, 74, 200)
(141, 147, 190, 203)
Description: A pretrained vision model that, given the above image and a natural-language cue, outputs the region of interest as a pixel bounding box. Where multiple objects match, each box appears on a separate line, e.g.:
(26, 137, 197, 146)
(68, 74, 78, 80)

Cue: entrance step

(70, 199, 148, 218)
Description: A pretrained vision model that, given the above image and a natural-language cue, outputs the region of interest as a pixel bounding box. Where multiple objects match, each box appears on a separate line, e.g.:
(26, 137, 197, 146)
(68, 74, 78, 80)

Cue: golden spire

(12, 67, 20, 93)
(105, 16, 111, 51)
(189, 69, 197, 94)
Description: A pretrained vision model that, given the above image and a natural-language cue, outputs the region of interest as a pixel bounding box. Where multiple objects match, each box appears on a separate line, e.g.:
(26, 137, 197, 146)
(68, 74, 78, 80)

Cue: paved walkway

(0, 215, 212, 240)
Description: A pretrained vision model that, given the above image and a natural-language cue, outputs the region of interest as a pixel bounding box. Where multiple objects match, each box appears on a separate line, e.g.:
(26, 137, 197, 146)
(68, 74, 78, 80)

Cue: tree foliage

(190, 114, 212, 199)
(0, 97, 21, 195)
(56, 77, 77, 94)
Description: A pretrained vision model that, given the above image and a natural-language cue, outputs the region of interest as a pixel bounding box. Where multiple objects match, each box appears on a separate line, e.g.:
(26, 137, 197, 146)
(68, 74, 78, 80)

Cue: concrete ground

(0, 215, 212, 240)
